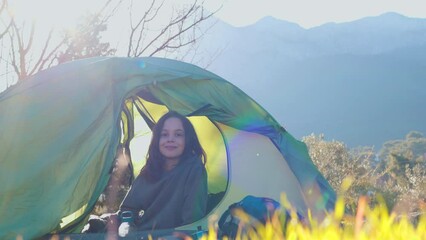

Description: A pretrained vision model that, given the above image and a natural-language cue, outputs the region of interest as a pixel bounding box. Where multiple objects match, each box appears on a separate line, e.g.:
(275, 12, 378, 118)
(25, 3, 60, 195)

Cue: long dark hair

(140, 111, 206, 181)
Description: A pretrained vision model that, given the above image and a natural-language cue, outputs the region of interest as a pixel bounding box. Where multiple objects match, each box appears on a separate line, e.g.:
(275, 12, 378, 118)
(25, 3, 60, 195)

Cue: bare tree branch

(148, 4, 215, 57)
(0, 20, 11, 39)
(8, 31, 20, 78)
(0, 0, 12, 39)
(174, 13, 223, 67)
(93, 0, 124, 26)
(30, 29, 55, 74)
(10, 20, 29, 80)
(36, 38, 66, 72)
(29, 29, 67, 76)
(134, 0, 164, 56)
(127, 0, 158, 56)
(125, 0, 219, 59)
(9, 19, 66, 80)
(23, 22, 35, 54)
(0, 0, 6, 13)
(139, 3, 198, 56)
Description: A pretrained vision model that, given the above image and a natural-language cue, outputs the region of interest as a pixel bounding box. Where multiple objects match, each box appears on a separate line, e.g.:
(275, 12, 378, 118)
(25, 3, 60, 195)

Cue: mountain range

(189, 12, 426, 148)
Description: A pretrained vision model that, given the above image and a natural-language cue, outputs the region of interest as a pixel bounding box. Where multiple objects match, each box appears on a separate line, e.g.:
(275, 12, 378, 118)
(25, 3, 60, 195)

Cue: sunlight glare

(9, 0, 101, 29)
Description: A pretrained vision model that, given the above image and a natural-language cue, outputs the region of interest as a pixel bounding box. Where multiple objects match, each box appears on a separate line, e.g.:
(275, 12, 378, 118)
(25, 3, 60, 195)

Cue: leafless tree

(8, 21, 67, 81)
(56, 13, 117, 64)
(0, 0, 12, 39)
(1, 0, 219, 86)
(125, 0, 217, 58)
(4, 0, 122, 81)
(0, 0, 13, 89)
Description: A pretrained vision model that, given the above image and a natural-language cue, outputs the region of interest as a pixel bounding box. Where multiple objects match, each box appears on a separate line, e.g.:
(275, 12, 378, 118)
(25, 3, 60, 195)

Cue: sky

(8, 0, 426, 29)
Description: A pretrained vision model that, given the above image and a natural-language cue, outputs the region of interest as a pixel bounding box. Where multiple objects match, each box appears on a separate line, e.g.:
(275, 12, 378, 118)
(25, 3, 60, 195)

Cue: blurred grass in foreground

(201, 179, 426, 240)
(200, 197, 425, 240)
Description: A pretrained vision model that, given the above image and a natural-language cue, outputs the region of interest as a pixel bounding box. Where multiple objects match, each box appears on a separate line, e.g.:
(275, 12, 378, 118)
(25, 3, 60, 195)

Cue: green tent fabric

(0, 57, 336, 239)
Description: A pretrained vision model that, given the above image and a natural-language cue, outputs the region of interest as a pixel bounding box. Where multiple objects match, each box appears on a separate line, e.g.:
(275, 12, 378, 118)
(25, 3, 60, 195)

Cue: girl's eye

(161, 132, 168, 137)
(176, 132, 184, 137)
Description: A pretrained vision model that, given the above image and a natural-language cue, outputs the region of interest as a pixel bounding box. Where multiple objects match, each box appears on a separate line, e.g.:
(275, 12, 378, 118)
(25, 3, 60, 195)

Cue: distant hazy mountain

(191, 12, 426, 148)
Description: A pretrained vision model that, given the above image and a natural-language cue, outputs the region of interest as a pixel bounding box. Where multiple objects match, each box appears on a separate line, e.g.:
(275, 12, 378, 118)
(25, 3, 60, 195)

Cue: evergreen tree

(56, 14, 116, 64)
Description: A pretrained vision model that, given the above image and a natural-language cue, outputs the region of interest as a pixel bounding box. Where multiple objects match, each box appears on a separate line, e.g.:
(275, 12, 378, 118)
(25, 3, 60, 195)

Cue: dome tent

(0, 57, 335, 239)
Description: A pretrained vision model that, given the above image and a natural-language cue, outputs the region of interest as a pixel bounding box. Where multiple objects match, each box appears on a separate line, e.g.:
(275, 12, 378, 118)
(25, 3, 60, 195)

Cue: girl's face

(159, 117, 186, 162)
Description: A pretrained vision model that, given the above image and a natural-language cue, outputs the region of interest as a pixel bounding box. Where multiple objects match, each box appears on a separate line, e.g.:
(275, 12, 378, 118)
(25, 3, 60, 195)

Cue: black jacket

(120, 157, 207, 230)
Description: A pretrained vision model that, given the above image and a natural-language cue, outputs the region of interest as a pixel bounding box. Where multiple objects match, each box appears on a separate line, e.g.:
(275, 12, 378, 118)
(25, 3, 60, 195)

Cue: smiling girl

(119, 111, 208, 231)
